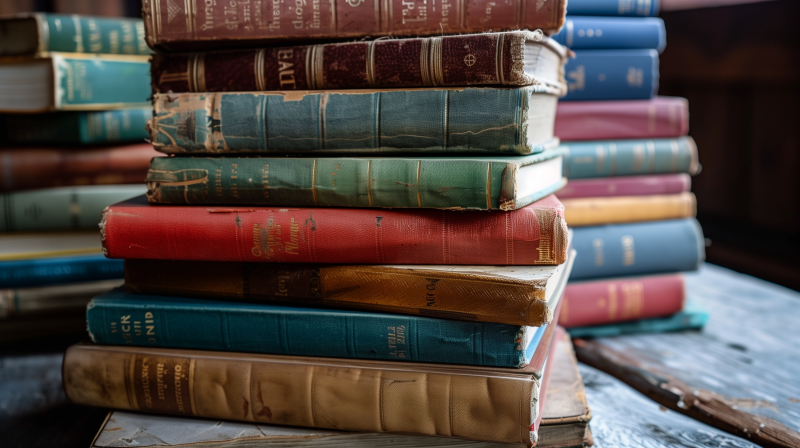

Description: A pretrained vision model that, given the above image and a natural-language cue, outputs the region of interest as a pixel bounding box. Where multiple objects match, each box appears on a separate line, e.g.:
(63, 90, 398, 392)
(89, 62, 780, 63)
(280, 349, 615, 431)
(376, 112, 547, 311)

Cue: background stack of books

(0, 13, 156, 343)
(548, 0, 708, 337)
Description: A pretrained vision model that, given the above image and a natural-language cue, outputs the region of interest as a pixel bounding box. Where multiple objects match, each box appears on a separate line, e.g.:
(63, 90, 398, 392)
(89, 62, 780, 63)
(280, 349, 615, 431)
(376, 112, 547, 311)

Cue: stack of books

(0, 13, 156, 342)
(62, 1, 593, 447)
(548, 0, 708, 337)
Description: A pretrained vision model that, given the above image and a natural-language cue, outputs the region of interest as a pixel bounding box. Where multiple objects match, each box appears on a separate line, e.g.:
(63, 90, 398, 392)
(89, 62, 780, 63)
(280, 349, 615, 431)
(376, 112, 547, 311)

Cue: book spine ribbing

(552, 17, 665, 51)
(51, 55, 151, 111)
(562, 192, 696, 227)
(0, 254, 123, 289)
(37, 14, 151, 55)
(562, 49, 659, 101)
(565, 0, 659, 17)
(562, 137, 699, 179)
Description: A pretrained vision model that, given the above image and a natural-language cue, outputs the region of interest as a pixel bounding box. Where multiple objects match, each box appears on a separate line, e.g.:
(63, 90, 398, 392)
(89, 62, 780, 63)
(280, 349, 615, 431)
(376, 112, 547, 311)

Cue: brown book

(561, 192, 697, 227)
(142, 0, 567, 51)
(151, 31, 567, 93)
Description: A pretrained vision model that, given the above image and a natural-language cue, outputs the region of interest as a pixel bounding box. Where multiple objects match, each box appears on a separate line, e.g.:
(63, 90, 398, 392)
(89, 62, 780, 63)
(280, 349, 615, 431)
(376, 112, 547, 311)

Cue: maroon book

(151, 31, 567, 93)
(555, 97, 689, 141)
(557, 174, 691, 199)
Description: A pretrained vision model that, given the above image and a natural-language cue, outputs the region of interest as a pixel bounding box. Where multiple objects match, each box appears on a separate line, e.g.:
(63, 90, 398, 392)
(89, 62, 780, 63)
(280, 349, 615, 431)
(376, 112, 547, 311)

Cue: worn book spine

(560, 273, 684, 327)
(555, 97, 689, 141)
(48, 54, 151, 111)
(558, 174, 691, 199)
(567, 303, 708, 338)
(552, 17, 665, 51)
(151, 31, 565, 93)
(0, 254, 123, 289)
(142, 0, 566, 50)
(562, 136, 699, 179)
(63, 344, 542, 445)
(149, 89, 558, 155)
(0, 109, 152, 144)
(25, 14, 150, 55)
(1, 185, 145, 232)
(145, 152, 565, 210)
(0, 279, 122, 319)
(565, 0, 660, 17)
(562, 192, 696, 227)
(101, 195, 568, 265)
(0, 144, 158, 192)
(569, 218, 705, 281)
(562, 49, 658, 101)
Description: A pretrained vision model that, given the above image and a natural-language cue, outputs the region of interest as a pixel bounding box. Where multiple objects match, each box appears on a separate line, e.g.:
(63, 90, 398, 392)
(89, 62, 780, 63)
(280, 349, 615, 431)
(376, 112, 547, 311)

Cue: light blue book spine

(562, 137, 698, 179)
(567, 0, 660, 17)
(40, 14, 151, 55)
(53, 54, 151, 110)
(569, 219, 705, 281)
(87, 289, 528, 368)
(563, 49, 659, 101)
(0, 109, 151, 144)
(567, 303, 708, 338)
(552, 17, 666, 52)
(0, 254, 123, 289)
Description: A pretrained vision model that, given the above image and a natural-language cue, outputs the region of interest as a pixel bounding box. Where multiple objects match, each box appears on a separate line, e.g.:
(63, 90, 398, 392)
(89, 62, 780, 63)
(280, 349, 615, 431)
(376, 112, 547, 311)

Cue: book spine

(562, 137, 699, 179)
(101, 196, 569, 265)
(560, 273, 685, 327)
(87, 291, 525, 367)
(149, 89, 550, 155)
(555, 97, 689, 141)
(63, 344, 537, 445)
(142, 0, 566, 50)
(0, 254, 123, 289)
(0, 279, 123, 319)
(557, 174, 691, 199)
(124, 259, 552, 326)
(151, 32, 550, 93)
(52, 54, 151, 111)
(562, 49, 658, 101)
(566, 305, 708, 338)
(0, 185, 146, 232)
(39, 14, 151, 55)
(562, 192, 696, 227)
(569, 218, 705, 281)
(552, 17, 665, 51)
(565, 0, 659, 16)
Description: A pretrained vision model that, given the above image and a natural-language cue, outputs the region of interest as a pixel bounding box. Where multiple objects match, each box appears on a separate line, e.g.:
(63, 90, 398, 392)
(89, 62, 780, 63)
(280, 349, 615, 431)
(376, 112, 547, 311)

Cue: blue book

(552, 17, 666, 52)
(563, 49, 659, 101)
(567, 303, 709, 338)
(562, 137, 699, 179)
(570, 219, 705, 281)
(567, 0, 660, 17)
(0, 254, 124, 289)
(87, 289, 551, 368)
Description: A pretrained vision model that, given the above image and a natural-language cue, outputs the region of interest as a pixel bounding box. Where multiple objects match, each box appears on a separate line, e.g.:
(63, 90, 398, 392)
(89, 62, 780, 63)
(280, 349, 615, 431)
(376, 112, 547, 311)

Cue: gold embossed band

(419, 38, 431, 86)
(429, 37, 444, 86)
(366, 40, 378, 87)
(496, 33, 506, 84)
(255, 49, 266, 91)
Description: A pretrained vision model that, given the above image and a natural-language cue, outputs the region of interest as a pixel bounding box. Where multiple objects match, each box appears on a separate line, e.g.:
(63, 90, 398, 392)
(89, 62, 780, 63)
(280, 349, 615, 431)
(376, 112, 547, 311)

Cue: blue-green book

(562, 137, 699, 179)
(87, 288, 551, 368)
(0, 109, 151, 144)
(567, 303, 708, 338)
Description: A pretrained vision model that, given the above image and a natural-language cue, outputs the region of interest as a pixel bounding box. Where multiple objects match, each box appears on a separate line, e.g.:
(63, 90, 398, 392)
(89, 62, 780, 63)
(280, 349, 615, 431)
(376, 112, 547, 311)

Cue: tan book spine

(63, 344, 540, 446)
(561, 192, 697, 227)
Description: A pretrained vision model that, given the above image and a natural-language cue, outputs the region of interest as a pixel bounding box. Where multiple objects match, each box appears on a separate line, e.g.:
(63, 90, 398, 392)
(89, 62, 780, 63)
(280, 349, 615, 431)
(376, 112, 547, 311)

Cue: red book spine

(0, 144, 161, 192)
(557, 174, 691, 199)
(142, 0, 566, 50)
(554, 97, 689, 142)
(101, 195, 568, 265)
(559, 274, 685, 328)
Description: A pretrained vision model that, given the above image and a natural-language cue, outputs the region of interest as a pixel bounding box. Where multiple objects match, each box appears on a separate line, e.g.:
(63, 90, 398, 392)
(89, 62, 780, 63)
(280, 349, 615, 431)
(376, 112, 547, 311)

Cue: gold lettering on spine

(621, 281, 644, 319)
(621, 235, 635, 266)
(607, 284, 618, 320)
(388, 325, 407, 358)
(534, 209, 556, 264)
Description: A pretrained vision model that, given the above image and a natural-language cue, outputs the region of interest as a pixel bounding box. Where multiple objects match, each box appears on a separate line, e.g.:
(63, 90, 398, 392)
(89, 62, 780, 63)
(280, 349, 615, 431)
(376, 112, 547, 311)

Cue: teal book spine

(146, 149, 565, 210)
(0, 109, 151, 144)
(562, 137, 699, 179)
(567, 303, 708, 338)
(52, 54, 151, 110)
(0, 185, 145, 232)
(87, 289, 527, 368)
(150, 88, 558, 155)
(38, 14, 151, 55)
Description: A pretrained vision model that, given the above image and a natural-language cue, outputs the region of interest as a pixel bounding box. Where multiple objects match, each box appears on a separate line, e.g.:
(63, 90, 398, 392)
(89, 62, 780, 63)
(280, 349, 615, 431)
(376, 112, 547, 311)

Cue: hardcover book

(101, 195, 569, 265)
(0, 231, 102, 261)
(557, 174, 691, 199)
(555, 97, 689, 142)
(0, 278, 122, 319)
(0, 253, 123, 289)
(562, 137, 699, 179)
(0, 144, 159, 192)
(0, 53, 151, 112)
(141, 0, 567, 51)
(562, 192, 696, 227)
(145, 150, 565, 210)
(562, 49, 659, 101)
(151, 31, 568, 93)
(149, 88, 561, 155)
(552, 17, 665, 52)
(566, 0, 659, 16)
(0, 109, 152, 144)
(567, 302, 708, 338)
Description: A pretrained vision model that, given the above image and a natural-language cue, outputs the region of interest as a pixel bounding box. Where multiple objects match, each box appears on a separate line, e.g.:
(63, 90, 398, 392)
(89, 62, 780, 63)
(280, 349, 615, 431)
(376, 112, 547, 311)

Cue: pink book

(557, 174, 691, 199)
(555, 97, 689, 141)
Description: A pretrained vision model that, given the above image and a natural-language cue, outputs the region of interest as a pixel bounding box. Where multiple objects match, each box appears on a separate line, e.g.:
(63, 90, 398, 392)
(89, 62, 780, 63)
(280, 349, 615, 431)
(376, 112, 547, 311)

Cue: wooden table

(0, 264, 792, 447)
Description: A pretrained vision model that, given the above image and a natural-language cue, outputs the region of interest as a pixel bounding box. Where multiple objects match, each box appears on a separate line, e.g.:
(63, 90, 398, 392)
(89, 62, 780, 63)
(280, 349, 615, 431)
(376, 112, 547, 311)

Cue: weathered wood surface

(575, 263, 800, 448)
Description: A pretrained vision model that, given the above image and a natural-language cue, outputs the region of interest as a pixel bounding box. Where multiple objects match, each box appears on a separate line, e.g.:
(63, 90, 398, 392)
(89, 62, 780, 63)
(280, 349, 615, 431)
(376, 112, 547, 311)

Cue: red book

(142, 0, 567, 51)
(0, 144, 161, 192)
(555, 97, 689, 141)
(557, 174, 691, 199)
(101, 195, 568, 265)
(559, 274, 685, 328)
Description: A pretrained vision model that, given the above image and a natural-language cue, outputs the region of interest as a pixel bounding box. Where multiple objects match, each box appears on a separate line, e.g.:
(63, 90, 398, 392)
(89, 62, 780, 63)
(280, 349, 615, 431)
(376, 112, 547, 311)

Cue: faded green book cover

(0, 109, 151, 144)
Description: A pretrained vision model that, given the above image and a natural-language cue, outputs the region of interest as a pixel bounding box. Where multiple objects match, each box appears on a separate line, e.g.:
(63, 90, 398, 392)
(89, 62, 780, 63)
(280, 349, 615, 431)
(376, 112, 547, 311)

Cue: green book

(146, 148, 566, 210)
(0, 53, 150, 113)
(0, 109, 151, 144)
(1, 185, 145, 232)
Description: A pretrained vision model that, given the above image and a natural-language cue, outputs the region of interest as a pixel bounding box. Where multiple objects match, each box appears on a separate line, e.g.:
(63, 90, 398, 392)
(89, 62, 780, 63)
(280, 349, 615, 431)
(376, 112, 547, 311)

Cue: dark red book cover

(557, 174, 691, 199)
(559, 273, 685, 328)
(555, 97, 689, 141)
(101, 195, 568, 265)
